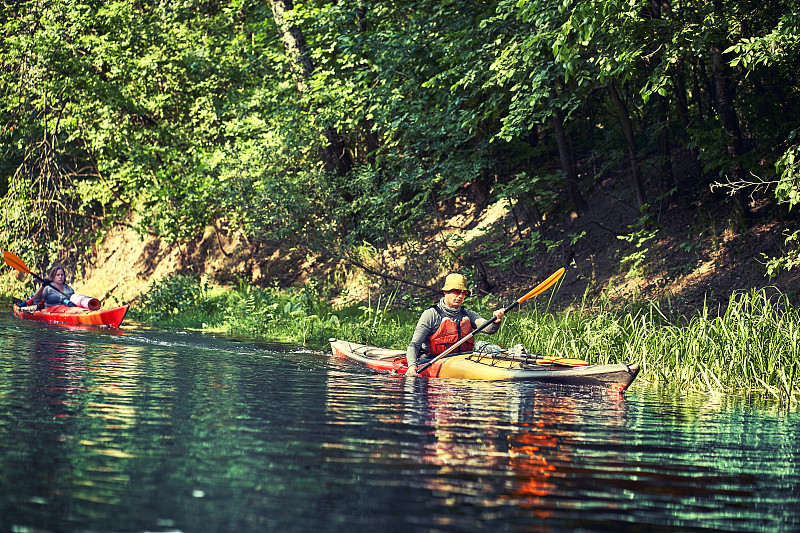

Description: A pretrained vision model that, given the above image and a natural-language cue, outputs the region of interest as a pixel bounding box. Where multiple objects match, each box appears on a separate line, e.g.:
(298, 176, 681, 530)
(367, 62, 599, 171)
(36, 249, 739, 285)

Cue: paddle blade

(3, 251, 32, 274)
(517, 267, 565, 305)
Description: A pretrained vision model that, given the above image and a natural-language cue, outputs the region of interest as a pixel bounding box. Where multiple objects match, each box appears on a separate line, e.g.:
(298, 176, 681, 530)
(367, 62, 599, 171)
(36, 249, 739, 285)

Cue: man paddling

(405, 273, 505, 377)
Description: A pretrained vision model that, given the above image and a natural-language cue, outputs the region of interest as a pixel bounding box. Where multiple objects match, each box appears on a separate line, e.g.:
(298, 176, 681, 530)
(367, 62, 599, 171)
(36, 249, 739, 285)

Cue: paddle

(414, 267, 566, 375)
(493, 350, 589, 367)
(3, 250, 69, 300)
(536, 356, 588, 367)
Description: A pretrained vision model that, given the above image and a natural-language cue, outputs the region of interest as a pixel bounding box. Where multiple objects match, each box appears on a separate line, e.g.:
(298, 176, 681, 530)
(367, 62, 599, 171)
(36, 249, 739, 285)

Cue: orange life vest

(428, 311, 474, 356)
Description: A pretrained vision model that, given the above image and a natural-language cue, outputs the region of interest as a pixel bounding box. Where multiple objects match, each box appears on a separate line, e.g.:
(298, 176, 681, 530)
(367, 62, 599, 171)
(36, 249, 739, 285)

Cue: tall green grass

(496, 289, 799, 403)
(130, 274, 422, 349)
(133, 275, 799, 403)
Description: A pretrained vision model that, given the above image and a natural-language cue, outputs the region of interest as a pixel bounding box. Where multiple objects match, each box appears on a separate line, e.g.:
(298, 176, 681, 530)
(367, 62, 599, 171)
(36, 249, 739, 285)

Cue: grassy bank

(127, 274, 427, 349)
(130, 275, 799, 404)
(495, 291, 799, 403)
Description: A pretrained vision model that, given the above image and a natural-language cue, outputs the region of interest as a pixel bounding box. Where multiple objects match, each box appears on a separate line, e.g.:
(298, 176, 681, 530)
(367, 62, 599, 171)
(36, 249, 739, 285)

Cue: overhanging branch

(344, 256, 437, 293)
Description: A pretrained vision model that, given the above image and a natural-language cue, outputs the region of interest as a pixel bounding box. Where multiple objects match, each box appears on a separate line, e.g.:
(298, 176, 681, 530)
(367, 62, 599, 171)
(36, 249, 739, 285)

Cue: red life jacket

(428, 309, 474, 356)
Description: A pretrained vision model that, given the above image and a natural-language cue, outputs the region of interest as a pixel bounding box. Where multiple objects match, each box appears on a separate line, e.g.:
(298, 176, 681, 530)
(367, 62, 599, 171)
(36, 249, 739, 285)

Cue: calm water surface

(0, 313, 798, 532)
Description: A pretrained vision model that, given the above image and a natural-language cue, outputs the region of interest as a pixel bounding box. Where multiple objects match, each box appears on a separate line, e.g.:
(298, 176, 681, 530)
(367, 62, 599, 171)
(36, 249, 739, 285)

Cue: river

(0, 313, 798, 532)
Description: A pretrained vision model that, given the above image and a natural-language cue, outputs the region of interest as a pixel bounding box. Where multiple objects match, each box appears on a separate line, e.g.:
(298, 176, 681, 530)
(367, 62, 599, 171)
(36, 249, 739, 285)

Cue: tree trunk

(670, 65, 704, 180)
(691, 60, 708, 123)
(551, 103, 589, 213)
(709, 44, 751, 218)
(608, 83, 648, 208)
(655, 93, 675, 193)
(268, 0, 353, 176)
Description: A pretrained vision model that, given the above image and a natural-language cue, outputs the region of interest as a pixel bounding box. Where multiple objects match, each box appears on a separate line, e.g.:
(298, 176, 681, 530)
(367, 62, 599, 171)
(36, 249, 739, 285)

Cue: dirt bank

(8, 177, 797, 315)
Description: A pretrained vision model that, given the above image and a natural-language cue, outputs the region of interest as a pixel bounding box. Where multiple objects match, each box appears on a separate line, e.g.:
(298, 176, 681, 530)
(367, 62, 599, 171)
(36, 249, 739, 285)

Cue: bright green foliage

(496, 289, 800, 403)
(136, 273, 220, 323)
(2, 0, 800, 279)
(131, 273, 427, 348)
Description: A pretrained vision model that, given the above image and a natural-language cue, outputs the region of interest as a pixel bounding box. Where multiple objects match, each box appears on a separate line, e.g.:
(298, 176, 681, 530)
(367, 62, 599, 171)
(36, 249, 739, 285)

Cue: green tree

(2, 0, 798, 285)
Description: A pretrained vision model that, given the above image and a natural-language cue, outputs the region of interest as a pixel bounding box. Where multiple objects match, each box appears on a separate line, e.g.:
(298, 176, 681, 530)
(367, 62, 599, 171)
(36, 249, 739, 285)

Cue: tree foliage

(1, 0, 799, 276)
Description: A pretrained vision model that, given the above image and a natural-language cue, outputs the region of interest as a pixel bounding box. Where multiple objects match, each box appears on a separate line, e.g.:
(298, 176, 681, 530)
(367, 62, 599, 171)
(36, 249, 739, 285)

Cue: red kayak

(13, 303, 129, 328)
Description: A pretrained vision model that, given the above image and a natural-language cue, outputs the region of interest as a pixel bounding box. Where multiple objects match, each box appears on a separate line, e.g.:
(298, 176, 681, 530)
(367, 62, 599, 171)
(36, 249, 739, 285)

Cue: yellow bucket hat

(441, 273, 470, 294)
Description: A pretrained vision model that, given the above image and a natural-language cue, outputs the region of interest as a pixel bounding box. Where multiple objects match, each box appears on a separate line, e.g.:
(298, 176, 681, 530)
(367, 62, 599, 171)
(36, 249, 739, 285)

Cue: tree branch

(344, 256, 437, 293)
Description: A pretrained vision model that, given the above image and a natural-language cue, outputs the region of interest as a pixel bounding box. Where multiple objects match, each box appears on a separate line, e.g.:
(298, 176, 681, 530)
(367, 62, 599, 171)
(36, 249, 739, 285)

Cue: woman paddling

(405, 273, 505, 377)
(32, 266, 75, 308)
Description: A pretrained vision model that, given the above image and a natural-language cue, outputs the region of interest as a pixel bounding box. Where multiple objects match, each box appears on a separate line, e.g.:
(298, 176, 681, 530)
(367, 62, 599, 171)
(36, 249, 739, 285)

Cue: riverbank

(4, 173, 798, 325)
(128, 274, 799, 404)
(2, 156, 799, 403)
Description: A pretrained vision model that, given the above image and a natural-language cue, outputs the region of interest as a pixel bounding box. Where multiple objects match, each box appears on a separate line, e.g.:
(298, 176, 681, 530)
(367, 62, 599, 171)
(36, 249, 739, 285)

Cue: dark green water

(0, 314, 798, 533)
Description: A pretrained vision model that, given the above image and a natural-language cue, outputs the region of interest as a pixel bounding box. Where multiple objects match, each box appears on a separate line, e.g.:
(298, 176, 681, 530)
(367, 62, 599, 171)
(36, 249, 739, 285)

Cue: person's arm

(468, 308, 505, 334)
(405, 308, 437, 374)
(38, 285, 51, 305)
(33, 281, 48, 300)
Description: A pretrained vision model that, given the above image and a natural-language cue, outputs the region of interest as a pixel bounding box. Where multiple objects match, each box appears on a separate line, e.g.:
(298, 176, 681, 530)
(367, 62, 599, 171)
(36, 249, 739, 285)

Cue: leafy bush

(135, 274, 218, 324)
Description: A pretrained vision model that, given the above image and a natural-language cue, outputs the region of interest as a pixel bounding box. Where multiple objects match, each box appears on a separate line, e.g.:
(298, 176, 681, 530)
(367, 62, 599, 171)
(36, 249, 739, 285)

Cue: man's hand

(405, 365, 419, 377)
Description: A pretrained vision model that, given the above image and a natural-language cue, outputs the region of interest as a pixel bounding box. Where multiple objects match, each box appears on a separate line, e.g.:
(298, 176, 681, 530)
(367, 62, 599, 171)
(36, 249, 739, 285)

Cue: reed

(495, 289, 800, 403)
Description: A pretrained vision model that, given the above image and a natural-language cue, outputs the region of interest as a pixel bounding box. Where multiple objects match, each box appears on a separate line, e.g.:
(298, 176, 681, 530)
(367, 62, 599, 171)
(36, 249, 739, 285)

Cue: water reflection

(2, 316, 800, 532)
(397, 378, 638, 526)
(323, 367, 800, 531)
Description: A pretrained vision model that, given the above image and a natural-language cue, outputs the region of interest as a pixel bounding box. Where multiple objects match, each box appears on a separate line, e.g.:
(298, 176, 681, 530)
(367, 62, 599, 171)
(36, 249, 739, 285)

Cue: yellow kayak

(330, 339, 640, 392)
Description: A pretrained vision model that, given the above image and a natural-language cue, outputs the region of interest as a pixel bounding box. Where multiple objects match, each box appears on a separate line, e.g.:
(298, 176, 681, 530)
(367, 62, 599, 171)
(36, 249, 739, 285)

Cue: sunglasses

(447, 289, 469, 296)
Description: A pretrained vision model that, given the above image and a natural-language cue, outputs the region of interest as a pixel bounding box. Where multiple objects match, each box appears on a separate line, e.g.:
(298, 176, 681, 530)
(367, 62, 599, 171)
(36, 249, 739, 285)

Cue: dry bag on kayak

(70, 293, 101, 311)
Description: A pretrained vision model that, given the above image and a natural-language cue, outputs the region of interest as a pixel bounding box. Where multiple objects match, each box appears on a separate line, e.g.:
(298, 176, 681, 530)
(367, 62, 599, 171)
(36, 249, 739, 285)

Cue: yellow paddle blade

(537, 356, 589, 367)
(3, 251, 32, 274)
(517, 267, 565, 305)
